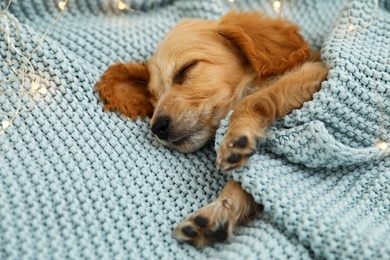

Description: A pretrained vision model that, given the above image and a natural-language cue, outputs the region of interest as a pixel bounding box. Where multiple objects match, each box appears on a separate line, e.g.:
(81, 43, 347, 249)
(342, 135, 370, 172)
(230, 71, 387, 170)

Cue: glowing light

(39, 87, 47, 95)
(118, 0, 128, 10)
(273, 1, 281, 13)
(228, 0, 236, 3)
(2, 120, 11, 130)
(58, 1, 66, 10)
(376, 142, 389, 151)
(31, 81, 39, 91)
(348, 24, 354, 32)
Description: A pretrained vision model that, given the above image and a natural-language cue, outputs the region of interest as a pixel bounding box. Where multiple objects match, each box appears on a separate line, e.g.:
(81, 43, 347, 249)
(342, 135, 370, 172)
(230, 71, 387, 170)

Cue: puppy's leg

(216, 62, 328, 172)
(173, 179, 261, 247)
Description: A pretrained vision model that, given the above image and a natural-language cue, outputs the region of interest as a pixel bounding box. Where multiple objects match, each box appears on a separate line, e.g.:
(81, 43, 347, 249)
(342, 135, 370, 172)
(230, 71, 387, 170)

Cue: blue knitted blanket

(1, 0, 389, 259)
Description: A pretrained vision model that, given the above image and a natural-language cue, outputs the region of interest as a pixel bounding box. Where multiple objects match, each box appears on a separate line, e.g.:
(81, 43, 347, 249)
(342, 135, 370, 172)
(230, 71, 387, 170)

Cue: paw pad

(205, 221, 229, 242)
(235, 136, 248, 148)
(194, 216, 209, 228)
(227, 153, 242, 163)
(217, 130, 261, 172)
(173, 200, 235, 247)
(181, 225, 197, 238)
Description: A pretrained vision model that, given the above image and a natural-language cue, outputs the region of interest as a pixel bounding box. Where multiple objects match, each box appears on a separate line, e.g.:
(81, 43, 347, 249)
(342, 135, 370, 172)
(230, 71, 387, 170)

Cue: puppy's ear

(218, 11, 310, 78)
(96, 63, 153, 120)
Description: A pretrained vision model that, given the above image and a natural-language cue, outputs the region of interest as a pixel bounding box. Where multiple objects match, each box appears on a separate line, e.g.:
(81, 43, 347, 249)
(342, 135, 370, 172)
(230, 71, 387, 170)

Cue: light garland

(273, 0, 283, 17)
(58, 1, 67, 11)
(116, 0, 151, 13)
(2, 119, 11, 130)
(118, 0, 129, 11)
(0, 0, 68, 135)
(377, 142, 388, 150)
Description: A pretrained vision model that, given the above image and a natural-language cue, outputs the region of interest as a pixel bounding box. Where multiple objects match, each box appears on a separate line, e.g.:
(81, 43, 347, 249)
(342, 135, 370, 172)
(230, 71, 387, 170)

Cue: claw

(222, 198, 232, 209)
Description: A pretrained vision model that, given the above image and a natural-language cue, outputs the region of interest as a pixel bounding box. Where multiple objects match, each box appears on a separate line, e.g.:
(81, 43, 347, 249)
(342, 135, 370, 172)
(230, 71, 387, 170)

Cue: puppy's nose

(151, 117, 171, 140)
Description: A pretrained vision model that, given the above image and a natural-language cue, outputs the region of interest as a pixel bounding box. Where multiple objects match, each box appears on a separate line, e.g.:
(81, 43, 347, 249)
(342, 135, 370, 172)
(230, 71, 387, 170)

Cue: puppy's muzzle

(151, 116, 171, 140)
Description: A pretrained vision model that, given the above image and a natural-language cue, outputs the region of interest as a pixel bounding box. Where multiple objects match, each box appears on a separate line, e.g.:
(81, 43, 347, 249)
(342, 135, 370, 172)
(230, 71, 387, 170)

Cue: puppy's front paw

(173, 199, 235, 248)
(216, 128, 261, 172)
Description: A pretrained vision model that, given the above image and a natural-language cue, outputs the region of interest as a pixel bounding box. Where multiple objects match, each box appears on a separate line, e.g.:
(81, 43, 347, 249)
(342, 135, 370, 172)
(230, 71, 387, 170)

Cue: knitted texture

(0, 0, 389, 259)
(216, 0, 390, 259)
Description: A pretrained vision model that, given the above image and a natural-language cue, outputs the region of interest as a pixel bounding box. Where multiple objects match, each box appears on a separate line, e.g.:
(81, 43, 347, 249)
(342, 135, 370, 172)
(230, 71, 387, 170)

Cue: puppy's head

(148, 17, 255, 152)
(97, 11, 310, 153)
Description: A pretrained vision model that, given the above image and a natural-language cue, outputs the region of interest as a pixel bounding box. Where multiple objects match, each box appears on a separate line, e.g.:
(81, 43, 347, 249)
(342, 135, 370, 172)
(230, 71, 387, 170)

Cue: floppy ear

(217, 11, 311, 78)
(95, 63, 153, 120)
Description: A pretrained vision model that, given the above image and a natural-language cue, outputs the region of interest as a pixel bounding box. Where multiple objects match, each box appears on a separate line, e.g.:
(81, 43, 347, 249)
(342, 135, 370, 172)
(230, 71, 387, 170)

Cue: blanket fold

(215, 0, 390, 258)
(269, 120, 387, 168)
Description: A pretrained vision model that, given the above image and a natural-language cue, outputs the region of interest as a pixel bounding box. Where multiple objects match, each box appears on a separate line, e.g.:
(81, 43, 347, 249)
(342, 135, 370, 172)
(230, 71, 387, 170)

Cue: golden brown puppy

(96, 11, 329, 247)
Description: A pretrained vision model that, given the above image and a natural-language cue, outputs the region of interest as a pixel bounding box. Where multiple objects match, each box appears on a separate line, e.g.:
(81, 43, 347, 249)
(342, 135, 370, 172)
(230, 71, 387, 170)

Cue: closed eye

(173, 61, 198, 85)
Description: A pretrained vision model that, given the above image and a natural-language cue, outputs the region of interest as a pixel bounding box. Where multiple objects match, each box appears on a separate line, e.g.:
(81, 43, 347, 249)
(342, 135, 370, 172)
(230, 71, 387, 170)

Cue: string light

(31, 81, 39, 91)
(273, 1, 281, 14)
(117, 0, 138, 13)
(116, 0, 157, 13)
(377, 142, 388, 151)
(38, 87, 47, 95)
(2, 119, 11, 130)
(268, 0, 284, 18)
(0, 0, 67, 135)
(58, 1, 67, 10)
(118, 0, 128, 11)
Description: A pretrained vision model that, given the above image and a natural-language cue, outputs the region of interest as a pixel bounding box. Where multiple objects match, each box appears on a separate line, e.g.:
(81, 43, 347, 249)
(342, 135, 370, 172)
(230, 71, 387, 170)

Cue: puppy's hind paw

(172, 199, 235, 248)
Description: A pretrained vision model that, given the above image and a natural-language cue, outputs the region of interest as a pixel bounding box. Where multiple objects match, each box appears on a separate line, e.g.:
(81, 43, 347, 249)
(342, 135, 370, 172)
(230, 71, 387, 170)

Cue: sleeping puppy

(96, 11, 329, 247)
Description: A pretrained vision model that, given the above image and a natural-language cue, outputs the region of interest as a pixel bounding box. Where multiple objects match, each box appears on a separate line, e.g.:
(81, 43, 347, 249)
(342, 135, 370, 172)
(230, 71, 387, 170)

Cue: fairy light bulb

(228, 0, 236, 3)
(118, 0, 128, 10)
(39, 87, 47, 95)
(376, 142, 388, 151)
(348, 24, 354, 32)
(2, 120, 11, 130)
(31, 81, 39, 91)
(273, 1, 282, 13)
(58, 1, 66, 10)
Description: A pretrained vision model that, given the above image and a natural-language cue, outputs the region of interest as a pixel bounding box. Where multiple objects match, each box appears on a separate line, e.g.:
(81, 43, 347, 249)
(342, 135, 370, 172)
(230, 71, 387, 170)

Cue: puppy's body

(96, 11, 328, 247)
